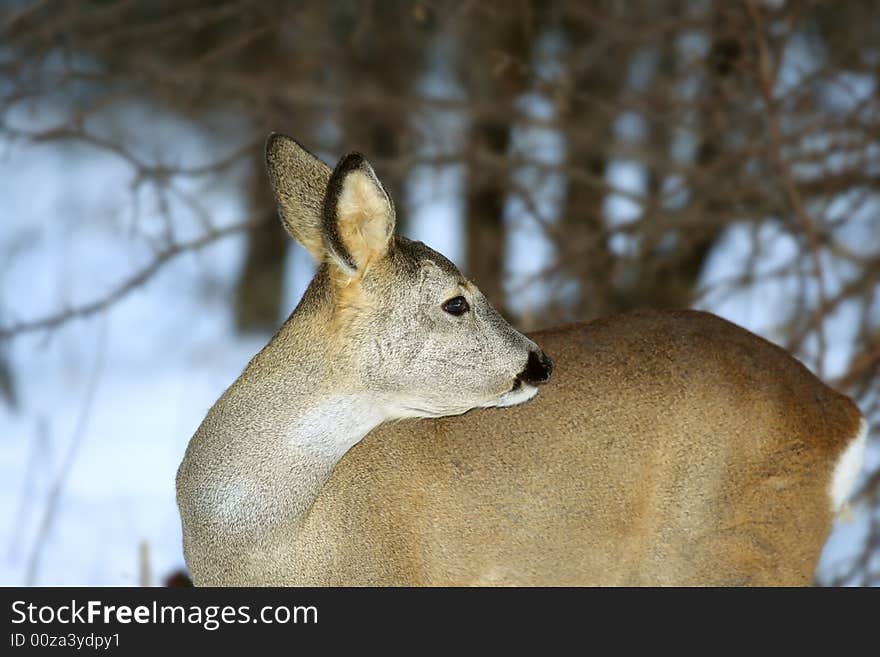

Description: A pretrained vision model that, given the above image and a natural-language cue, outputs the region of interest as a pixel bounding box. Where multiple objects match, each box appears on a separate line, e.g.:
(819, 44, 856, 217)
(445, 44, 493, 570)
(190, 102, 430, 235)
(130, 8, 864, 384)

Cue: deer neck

(272, 391, 385, 522)
(284, 392, 387, 469)
(221, 308, 389, 535)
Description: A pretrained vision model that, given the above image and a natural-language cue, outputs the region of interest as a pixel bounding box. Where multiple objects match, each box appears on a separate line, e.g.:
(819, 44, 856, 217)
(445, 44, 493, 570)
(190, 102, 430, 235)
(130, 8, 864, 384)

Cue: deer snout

(517, 350, 553, 386)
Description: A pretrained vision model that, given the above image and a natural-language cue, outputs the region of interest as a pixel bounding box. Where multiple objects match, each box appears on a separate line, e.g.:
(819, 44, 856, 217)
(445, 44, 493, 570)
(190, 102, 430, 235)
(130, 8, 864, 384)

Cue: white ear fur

(322, 153, 395, 275)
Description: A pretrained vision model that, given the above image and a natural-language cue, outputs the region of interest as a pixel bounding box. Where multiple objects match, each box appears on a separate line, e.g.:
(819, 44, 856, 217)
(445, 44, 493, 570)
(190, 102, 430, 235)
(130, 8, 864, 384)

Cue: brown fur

(289, 311, 861, 586)
(265, 133, 331, 260)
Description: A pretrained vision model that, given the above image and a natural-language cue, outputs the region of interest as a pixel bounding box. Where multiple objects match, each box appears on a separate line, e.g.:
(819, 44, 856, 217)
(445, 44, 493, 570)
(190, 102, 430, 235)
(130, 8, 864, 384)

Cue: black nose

(517, 350, 553, 386)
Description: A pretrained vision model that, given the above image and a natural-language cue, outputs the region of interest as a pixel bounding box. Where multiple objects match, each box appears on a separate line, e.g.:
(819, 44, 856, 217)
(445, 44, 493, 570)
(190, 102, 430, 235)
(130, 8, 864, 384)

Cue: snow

(0, 104, 266, 585)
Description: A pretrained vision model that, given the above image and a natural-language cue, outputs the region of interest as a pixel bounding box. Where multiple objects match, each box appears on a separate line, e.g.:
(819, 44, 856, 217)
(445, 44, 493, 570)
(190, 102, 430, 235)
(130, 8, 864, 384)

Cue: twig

(746, 0, 830, 377)
(24, 318, 106, 585)
(0, 218, 264, 340)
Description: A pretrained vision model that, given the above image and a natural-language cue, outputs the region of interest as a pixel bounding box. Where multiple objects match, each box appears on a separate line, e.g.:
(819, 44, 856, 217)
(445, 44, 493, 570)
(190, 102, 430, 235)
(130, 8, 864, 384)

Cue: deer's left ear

(321, 152, 396, 276)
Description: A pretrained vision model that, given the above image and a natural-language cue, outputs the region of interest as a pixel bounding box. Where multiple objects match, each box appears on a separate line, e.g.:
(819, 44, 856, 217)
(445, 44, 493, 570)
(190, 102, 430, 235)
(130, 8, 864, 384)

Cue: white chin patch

(483, 384, 539, 409)
(387, 385, 539, 419)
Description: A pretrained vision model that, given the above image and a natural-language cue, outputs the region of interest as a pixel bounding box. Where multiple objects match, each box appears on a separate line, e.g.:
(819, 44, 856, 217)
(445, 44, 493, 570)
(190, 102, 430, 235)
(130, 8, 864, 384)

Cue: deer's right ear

(265, 133, 332, 262)
(320, 152, 395, 278)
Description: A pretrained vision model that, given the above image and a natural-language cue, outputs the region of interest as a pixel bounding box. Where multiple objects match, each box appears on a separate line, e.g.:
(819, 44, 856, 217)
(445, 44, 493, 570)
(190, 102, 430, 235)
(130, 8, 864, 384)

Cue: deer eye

(442, 295, 470, 316)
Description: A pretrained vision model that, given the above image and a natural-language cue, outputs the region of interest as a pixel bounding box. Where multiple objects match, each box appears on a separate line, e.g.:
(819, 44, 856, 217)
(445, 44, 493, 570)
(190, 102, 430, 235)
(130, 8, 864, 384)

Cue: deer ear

(264, 133, 332, 262)
(321, 152, 396, 276)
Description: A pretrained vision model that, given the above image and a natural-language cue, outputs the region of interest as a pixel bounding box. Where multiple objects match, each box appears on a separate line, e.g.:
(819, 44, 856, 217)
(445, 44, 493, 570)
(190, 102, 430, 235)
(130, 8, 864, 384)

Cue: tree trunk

(463, 8, 535, 313)
(464, 118, 513, 309)
(233, 149, 289, 332)
(556, 14, 621, 322)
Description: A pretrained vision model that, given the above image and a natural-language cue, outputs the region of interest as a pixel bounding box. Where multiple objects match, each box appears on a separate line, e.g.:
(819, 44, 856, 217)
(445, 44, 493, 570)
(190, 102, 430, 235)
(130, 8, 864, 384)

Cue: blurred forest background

(0, 0, 878, 585)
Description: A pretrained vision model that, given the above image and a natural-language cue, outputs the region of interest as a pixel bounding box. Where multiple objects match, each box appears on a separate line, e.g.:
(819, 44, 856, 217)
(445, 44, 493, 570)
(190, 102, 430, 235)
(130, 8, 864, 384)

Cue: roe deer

(176, 133, 867, 586)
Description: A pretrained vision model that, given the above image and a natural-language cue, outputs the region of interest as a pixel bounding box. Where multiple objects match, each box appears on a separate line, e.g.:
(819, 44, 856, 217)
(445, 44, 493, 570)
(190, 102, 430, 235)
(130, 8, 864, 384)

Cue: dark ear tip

(336, 151, 369, 175)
